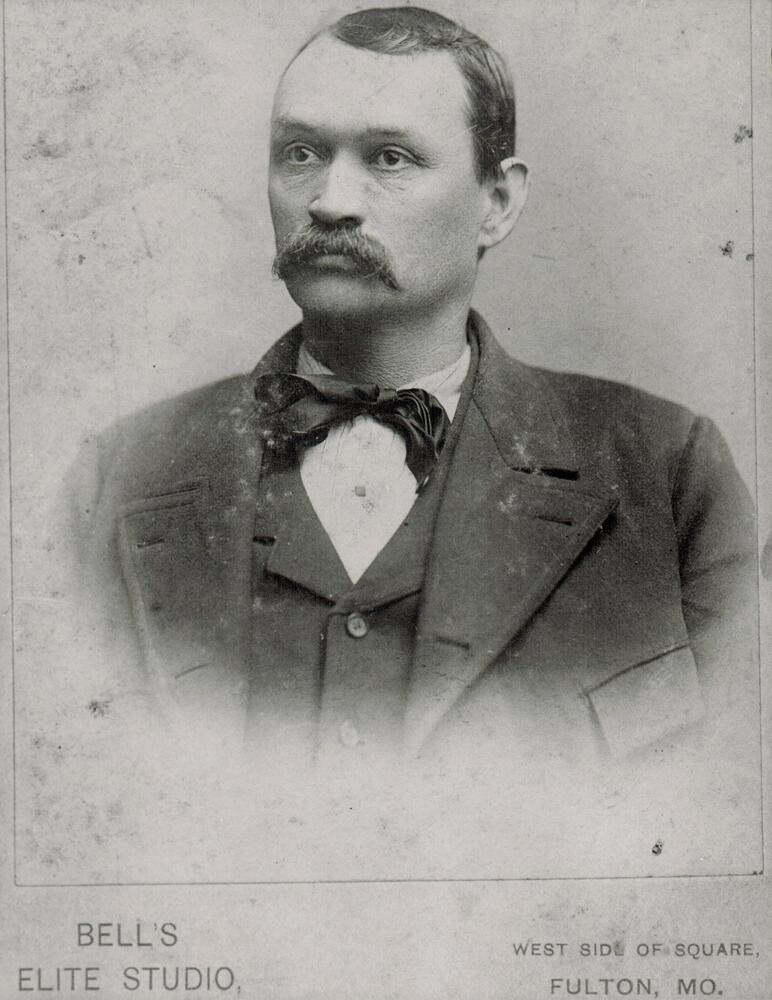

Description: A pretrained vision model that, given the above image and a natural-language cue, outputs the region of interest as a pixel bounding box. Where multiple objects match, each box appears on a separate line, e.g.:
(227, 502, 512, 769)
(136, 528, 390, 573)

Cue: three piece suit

(65, 312, 760, 873)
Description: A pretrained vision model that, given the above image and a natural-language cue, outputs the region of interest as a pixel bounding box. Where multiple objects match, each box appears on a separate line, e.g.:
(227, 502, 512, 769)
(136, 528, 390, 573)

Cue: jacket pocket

(587, 643, 705, 757)
(116, 479, 217, 687)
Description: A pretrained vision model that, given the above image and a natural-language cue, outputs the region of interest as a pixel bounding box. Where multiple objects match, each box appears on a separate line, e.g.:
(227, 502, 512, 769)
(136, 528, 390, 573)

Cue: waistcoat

(245, 339, 478, 771)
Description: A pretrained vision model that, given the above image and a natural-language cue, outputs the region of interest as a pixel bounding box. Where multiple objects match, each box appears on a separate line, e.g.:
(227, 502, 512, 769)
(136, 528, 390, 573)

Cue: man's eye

(373, 148, 413, 170)
(284, 144, 320, 165)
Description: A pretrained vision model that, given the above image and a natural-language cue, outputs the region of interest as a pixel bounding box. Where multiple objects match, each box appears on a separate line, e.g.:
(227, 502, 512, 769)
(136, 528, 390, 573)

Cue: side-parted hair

(300, 6, 516, 182)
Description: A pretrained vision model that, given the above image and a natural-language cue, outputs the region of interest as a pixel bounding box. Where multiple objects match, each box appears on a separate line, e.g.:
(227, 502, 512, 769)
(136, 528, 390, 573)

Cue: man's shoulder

(112, 372, 254, 445)
(473, 315, 700, 460)
(99, 326, 303, 470)
(526, 362, 696, 433)
(71, 372, 256, 510)
(489, 346, 702, 471)
(516, 360, 753, 545)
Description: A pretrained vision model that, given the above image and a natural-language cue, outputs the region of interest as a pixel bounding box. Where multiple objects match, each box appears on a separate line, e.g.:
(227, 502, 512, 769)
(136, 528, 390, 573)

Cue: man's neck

(299, 301, 470, 386)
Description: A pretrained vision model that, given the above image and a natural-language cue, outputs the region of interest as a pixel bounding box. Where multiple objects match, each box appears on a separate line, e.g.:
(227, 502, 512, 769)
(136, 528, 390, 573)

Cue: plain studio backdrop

(3, 0, 763, 883)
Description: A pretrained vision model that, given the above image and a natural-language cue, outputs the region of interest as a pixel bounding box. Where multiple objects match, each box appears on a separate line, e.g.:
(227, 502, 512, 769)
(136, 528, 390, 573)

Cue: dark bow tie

(255, 371, 450, 487)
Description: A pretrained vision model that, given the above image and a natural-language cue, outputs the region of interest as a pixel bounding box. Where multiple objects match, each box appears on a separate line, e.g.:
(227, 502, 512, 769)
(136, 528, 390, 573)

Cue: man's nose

(308, 154, 366, 226)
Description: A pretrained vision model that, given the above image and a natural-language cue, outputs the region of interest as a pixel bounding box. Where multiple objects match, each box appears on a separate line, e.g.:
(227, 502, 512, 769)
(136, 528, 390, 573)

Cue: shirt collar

(295, 342, 472, 422)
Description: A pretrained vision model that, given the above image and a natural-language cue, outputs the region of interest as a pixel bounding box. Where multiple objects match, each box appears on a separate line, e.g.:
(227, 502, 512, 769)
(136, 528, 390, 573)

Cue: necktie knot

(255, 371, 450, 488)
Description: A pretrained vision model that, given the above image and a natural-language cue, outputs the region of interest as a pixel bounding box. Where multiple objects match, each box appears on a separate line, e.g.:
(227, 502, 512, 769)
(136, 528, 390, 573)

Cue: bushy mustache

(272, 224, 399, 290)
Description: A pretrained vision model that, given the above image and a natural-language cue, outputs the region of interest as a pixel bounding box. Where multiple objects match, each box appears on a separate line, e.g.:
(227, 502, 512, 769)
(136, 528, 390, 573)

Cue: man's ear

(478, 157, 529, 252)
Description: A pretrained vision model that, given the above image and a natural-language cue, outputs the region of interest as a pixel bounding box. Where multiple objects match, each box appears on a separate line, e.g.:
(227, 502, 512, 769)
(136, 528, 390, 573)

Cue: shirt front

(296, 343, 472, 583)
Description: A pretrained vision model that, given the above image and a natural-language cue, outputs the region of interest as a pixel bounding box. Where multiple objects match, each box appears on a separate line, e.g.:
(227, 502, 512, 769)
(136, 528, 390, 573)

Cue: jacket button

(345, 612, 369, 638)
(339, 720, 360, 747)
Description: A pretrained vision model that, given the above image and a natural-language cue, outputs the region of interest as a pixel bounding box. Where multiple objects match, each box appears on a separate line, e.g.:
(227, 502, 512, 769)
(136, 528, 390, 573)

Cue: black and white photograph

(1, 0, 770, 996)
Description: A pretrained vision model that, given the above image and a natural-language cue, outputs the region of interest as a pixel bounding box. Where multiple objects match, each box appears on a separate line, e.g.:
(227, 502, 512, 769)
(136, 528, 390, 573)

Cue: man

(67, 7, 758, 871)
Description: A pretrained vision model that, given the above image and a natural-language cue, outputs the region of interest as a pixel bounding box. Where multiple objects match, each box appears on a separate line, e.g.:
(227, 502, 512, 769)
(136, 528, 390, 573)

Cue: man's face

(269, 35, 493, 322)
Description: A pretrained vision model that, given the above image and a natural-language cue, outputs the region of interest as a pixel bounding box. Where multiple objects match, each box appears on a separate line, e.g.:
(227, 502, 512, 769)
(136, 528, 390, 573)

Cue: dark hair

(313, 6, 516, 182)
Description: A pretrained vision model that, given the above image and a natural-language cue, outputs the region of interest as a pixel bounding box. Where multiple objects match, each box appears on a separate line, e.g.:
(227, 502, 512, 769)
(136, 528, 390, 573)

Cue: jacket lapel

(116, 327, 304, 738)
(116, 316, 619, 752)
(405, 314, 619, 752)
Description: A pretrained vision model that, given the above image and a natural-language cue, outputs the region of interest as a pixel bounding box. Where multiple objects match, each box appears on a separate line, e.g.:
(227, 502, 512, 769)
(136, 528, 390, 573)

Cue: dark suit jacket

(64, 312, 759, 871)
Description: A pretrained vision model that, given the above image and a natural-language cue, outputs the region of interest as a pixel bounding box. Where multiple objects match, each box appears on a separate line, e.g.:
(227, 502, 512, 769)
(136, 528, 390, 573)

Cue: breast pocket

(586, 643, 705, 757)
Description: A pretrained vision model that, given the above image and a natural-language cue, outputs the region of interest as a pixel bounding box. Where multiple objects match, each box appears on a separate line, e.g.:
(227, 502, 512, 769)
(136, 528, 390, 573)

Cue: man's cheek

(427, 192, 480, 242)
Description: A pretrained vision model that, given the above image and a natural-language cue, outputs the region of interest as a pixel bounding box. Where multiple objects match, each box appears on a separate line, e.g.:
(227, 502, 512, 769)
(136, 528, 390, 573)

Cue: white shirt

(296, 343, 471, 584)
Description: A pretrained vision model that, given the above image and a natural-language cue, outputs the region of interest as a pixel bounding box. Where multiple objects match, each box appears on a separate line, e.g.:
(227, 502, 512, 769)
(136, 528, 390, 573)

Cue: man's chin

(282, 269, 396, 316)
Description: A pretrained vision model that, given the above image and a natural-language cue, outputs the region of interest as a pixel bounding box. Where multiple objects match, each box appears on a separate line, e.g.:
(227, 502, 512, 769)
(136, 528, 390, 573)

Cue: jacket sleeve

(671, 415, 758, 711)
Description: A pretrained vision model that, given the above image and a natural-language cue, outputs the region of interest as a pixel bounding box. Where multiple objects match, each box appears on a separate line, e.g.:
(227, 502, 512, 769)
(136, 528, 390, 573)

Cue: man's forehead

(272, 34, 469, 136)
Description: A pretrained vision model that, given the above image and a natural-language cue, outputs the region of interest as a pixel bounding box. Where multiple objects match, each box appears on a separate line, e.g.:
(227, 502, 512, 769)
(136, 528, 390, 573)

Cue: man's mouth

(304, 253, 363, 271)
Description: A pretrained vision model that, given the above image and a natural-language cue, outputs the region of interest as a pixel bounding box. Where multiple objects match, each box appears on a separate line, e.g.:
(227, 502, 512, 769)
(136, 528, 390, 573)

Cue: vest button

(345, 612, 369, 638)
(339, 720, 360, 747)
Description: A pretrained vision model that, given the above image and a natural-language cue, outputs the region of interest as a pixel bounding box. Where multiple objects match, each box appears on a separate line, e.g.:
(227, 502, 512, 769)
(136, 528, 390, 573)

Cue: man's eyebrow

(271, 116, 313, 132)
(271, 117, 422, 143)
